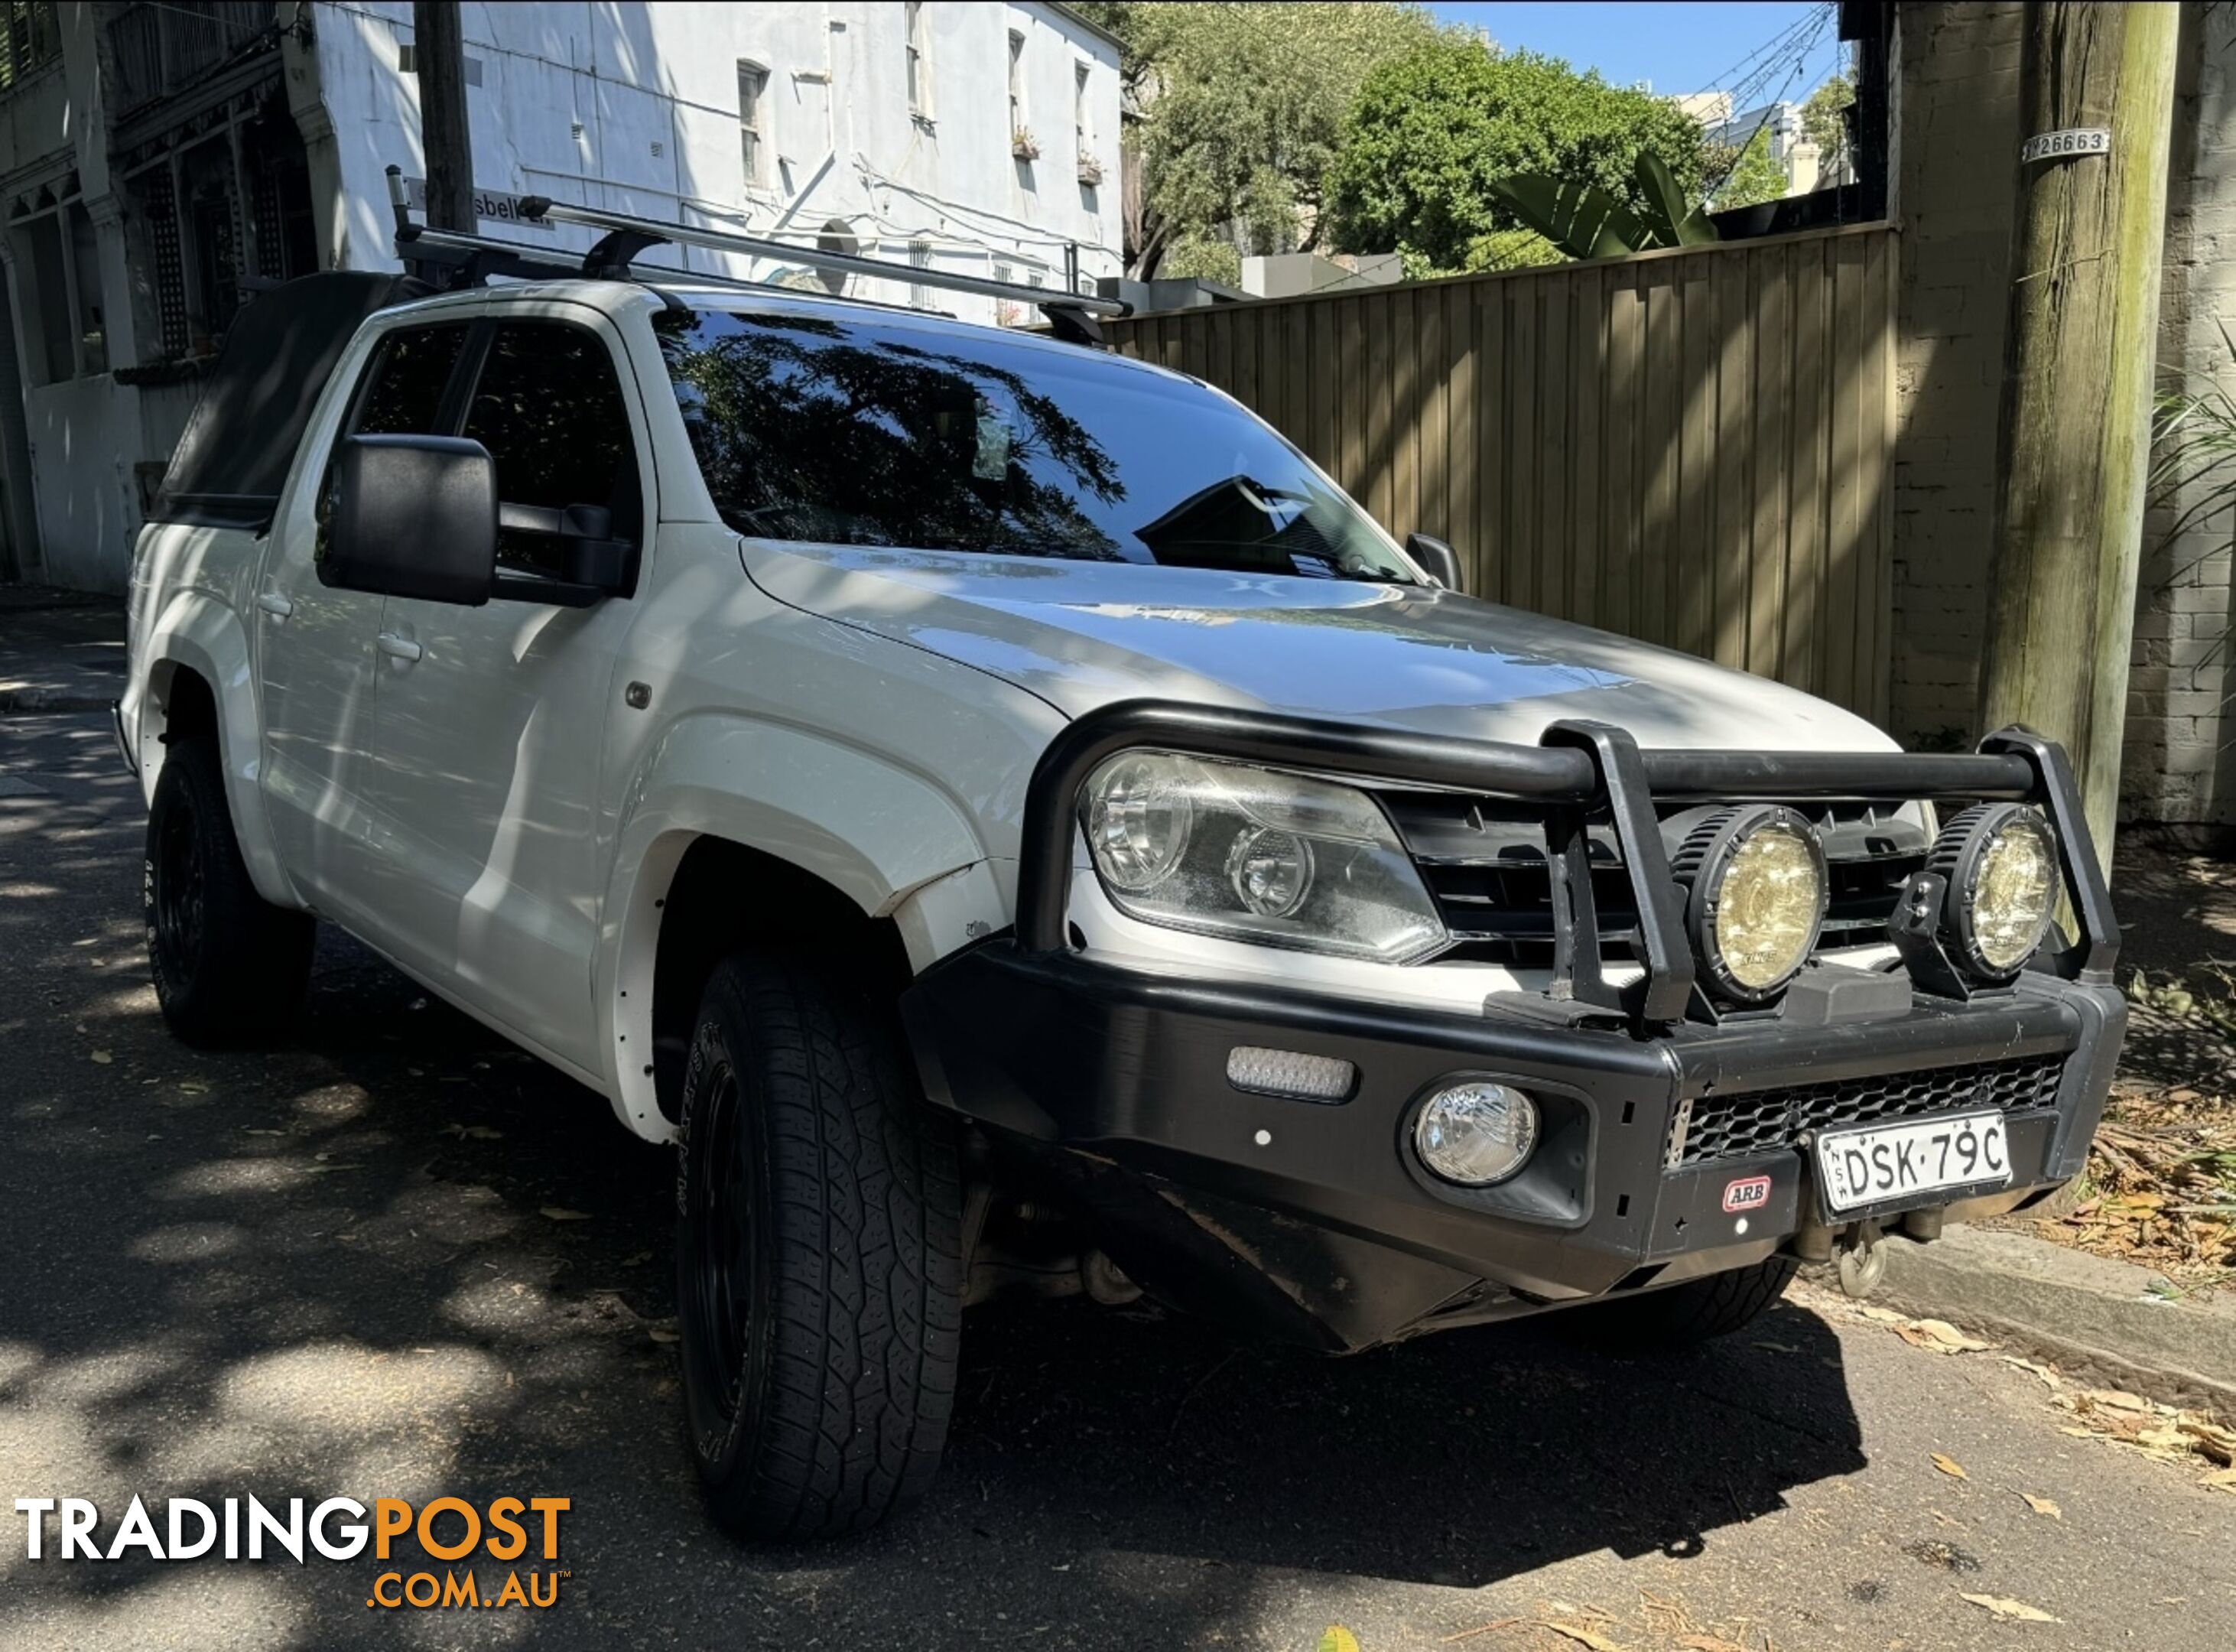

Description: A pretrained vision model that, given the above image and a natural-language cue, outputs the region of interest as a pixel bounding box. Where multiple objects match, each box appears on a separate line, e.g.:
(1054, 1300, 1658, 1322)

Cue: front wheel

(1565, 1256, 1800, 1349)
(675, 953, 962, 1540)
(145, 737, 314, 1045)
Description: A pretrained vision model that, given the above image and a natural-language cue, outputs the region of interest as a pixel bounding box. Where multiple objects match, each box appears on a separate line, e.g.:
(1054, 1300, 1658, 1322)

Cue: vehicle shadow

(916, 1293, 1861, 1591)
(0, 787, 1865, 1647)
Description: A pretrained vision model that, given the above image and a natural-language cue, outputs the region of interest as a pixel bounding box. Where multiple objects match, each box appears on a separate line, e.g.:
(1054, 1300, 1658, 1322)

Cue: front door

(363, 310, 651, 1073)
(255, 318, 474, 934)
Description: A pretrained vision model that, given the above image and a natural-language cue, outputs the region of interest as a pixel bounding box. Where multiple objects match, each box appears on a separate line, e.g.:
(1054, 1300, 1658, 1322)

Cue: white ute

(122, 197, 2125, 1540)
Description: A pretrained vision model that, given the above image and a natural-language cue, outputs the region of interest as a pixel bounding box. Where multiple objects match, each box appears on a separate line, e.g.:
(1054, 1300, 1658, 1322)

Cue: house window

(908, 239, 931, 310)
(738, 61, 769, 188)
(0, 2, 60, 92)
(11, 210, 70, 385)
(1074, 60, 1090, 156)
(115, 99, 317, 364)
(5, 189, 111, 382)
(1007, 30, 1025, 137)
(68, 202, 105, 376)
(905, 2, 931, 119)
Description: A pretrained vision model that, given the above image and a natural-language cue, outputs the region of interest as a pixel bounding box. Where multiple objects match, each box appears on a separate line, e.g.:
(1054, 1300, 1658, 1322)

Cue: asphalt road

(1, 705, 2229, 1652)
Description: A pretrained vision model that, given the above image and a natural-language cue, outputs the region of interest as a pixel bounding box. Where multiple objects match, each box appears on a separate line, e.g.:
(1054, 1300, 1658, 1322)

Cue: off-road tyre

(1568, 1256, 1800, 1349)
(675, 952, 962, 1541)
(144, 737, 315, 1045)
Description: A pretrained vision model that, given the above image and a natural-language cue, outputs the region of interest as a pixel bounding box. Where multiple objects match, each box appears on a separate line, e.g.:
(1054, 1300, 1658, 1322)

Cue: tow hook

(1835, 1219, 1888, 1298)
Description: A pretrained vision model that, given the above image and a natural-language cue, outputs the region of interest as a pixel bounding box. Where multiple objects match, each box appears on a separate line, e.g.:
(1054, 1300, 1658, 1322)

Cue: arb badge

(1721, 1175, 1773, 1214)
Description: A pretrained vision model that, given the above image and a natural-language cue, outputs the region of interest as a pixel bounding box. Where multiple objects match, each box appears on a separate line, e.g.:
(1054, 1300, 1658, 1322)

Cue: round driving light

(1675, 805, 1828, 1005)
(1225, 826, 1314, 917)
(1414, 1081, 1539, 1186)
(1933, 803, 2059, 982)
(1085, 752, 1194, 892)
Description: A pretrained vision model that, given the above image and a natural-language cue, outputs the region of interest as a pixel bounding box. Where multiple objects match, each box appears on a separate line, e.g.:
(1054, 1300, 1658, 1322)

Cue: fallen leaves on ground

(2020, 1492, 2063, 1519)
(2053, 1006, 2236, 1286)
(1537, 1623, 1627, 1652)
(2050, 1384, 2236, 1490)
(1318, 1629, 1360, 1652)
(1959, 1592, 2060, 1624)
(1894, 1318, 1994, 1355)
(538, 1205, 593, 1221)
(1930, 1452, 1969, 1480)
(441, 1121, 505, 1140)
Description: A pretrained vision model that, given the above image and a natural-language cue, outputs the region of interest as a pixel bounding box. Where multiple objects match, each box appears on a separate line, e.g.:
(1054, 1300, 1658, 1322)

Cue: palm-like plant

(1486, 153, 1720, 260)
(2152, 322, 2236, 548)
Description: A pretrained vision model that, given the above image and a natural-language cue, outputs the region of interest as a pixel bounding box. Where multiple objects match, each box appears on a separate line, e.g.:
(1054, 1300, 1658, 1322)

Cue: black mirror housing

(322, 434, 499, 606)
(1406, 532, 1464, 593)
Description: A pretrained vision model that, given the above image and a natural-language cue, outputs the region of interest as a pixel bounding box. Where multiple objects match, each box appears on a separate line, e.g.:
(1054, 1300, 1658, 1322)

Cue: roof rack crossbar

(384, 164, 1130, 329)
(397, 221, 774, 298)
(517, 196, 1129, 319)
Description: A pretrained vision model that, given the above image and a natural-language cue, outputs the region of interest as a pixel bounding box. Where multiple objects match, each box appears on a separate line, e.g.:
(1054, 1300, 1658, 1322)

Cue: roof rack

(385, 166, 1129, 345)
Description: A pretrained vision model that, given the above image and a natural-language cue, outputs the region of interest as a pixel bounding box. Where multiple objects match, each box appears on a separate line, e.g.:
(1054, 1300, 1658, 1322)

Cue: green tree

(1801, 72, 1855, 184)
(1075, 2, 1437, 278)
(1327, 36, 1713, 274)
(1710, 128, 1790, 212)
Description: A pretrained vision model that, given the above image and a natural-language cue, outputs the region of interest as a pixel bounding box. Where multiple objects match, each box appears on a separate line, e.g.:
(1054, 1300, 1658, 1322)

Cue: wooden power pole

(1977, 2, 2179, 873)
(414, 2, 475, 231)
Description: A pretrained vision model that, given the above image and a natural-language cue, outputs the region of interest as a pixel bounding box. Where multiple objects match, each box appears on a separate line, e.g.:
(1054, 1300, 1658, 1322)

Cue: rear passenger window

(463, 322, 642, 577)
(351, 325, 468, 435)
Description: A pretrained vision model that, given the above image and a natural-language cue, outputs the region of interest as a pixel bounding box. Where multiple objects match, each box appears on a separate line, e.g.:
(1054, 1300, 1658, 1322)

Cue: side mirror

(321, 434, 498, 606)
(1406, 532, 1464, 593)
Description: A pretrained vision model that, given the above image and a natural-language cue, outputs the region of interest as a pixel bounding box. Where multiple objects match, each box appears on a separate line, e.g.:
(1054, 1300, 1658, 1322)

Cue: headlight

(1081, 750, 1447, 963)
(1674, 805, 1827, 1003)
(1932, 803, 2059, 981)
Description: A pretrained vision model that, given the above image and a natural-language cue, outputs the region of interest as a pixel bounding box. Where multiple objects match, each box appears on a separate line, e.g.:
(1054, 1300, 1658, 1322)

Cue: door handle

(255, 590, 293, 619)
(376, 633, 423, 662)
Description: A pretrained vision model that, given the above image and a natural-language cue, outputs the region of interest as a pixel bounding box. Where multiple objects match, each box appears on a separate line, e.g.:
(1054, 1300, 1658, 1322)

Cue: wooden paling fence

(1105, 223, 1898, 724)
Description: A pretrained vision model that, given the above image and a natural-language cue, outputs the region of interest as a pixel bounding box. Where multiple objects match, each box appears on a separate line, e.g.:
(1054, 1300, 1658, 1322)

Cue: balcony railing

(106, 1, 273, 118)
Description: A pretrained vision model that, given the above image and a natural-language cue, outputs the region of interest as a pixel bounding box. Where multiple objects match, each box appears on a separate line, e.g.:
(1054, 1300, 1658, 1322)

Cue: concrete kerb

(1866, 1223, 2236, 1418)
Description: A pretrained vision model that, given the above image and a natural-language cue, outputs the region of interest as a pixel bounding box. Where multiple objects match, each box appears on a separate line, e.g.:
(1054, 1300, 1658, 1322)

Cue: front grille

(1670, 1054, 2066, 1167)
(1380, 792, 1925, 967)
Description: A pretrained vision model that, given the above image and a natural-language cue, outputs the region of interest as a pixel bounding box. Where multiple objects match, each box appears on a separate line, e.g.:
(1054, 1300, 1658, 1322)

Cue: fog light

(1226, 1046, 1357, 1102)
(1414, 1081, 1539, 1185)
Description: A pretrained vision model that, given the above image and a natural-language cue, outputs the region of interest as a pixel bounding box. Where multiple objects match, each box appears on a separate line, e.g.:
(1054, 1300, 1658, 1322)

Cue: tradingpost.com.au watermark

(13, 1494, 573, 1610)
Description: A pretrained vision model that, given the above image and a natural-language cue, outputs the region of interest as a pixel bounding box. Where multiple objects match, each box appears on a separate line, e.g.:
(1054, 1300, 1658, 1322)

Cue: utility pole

(1976, 2, 2178, 873)
(413, 2, 475, 232)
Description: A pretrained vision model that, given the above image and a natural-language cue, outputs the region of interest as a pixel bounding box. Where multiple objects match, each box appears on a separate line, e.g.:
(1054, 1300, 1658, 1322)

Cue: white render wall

(307, 1, 1123, 325)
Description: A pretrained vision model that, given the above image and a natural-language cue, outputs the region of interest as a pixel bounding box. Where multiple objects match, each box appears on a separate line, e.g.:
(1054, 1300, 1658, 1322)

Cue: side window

(317, 324, 468, 571)
(350, 325, 469, 435)
(462, 322, 642, 577)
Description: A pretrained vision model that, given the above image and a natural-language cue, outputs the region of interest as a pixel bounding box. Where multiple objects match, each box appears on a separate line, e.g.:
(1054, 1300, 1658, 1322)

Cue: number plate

(1813, 1110, 2010, 1215)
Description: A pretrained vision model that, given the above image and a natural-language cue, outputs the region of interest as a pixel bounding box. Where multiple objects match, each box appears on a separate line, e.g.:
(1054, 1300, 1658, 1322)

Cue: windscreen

(655, 307, 1416, 582)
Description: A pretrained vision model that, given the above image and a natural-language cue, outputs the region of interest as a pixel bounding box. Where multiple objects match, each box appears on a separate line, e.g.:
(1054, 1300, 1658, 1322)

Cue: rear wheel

(145, 737, 314, 1045)
(675, 953, 962, 1540)
(1568, 1256, 1800, 1349)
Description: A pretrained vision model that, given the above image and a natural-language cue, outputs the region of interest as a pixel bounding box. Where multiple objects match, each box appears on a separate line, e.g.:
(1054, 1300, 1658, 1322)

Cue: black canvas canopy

(150, 272, 403, 532)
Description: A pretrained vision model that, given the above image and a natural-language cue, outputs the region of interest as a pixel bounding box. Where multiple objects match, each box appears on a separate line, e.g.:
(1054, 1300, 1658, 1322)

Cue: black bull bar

(1016, 701, 2119, 1026)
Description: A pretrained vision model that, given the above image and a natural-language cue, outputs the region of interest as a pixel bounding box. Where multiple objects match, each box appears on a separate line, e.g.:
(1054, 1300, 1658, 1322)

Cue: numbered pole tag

(2020, 128, 2111, 164)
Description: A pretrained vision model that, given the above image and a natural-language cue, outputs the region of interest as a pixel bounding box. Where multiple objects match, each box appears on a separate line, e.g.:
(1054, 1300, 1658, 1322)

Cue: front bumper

(912, 701, 2127, 1351)
(905, 948, 2126, 1351)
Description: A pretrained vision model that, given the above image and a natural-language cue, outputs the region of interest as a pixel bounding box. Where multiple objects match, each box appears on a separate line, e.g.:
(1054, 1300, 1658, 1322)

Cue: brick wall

(2126, 3, 2236, 824)
(1891, 2, 2236, 824)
